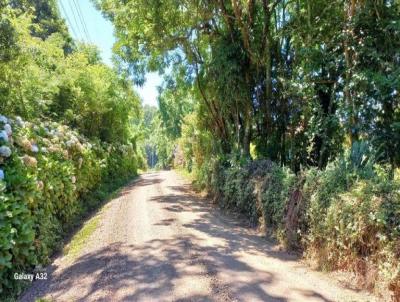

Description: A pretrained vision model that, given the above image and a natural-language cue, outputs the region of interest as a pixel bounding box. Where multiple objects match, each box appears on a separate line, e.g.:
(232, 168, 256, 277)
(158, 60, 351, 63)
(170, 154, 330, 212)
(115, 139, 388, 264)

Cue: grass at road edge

(175, 167, 195, 182)
(62, 213, 101, 261)
(62, 176, 139, 261)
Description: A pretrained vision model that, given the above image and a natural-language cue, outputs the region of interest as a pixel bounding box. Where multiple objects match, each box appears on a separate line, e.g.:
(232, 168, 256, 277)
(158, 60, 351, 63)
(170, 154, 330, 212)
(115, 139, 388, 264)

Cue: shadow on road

(21, 174, 335, 302)
(155, 184, 297, 261)
(22, 238, 288, 301)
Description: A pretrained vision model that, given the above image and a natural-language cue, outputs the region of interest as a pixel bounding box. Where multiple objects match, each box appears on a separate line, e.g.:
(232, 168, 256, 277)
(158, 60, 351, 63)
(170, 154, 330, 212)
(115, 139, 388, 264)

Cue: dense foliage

(99, 0, 399, 171)
(0, 116, 139, 296)
(0, 2, 141, 297)
(206, 155, 399, 299)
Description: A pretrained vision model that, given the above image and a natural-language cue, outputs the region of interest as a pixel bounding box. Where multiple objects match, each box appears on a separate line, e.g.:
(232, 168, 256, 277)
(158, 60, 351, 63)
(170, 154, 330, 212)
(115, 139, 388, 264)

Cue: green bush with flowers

(0, 115, 139, 297)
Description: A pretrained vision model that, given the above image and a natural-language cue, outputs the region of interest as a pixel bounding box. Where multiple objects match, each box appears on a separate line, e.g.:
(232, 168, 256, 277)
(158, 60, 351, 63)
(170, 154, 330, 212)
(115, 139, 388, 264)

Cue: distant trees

(139, 105, 174, 169)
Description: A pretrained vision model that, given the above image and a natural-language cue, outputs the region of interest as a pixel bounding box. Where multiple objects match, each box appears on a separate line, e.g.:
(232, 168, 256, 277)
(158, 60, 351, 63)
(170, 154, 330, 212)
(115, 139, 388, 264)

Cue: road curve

(21, 170, 376, 302)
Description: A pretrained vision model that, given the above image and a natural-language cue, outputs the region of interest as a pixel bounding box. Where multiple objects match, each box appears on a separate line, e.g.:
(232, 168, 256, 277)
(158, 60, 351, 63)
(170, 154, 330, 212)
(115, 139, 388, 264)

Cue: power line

(67, 0, 84, 40)
(73, 0, 90, 41)
(72, 0, 92, 43)
(59, 0, 79, 39)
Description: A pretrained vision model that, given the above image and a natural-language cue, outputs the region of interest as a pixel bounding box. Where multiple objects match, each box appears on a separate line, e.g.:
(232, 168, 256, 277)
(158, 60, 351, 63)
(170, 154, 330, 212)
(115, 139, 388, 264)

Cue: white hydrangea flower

(15, 116, 24, 127)
(0, 146, 12, 157)
(0, 130, 8, 142)
(41, 147, 48, 153)
(31, 144, 39, 153)
(56, 130, 63, 138)
(0, 115, 8, 124)
(0, 169, 4, 180)
(4, 124, 12, 136)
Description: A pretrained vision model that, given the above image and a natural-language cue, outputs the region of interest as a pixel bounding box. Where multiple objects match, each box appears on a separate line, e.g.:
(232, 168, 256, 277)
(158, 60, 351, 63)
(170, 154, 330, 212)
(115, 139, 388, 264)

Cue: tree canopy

(98, 0, 399, 172)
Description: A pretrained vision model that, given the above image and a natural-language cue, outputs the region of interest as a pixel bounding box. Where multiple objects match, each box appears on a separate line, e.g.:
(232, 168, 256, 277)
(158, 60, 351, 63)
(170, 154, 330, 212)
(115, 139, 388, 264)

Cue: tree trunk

(261, 1, 273, 154)
(242, 108, 252, 158)
(344, 0, 359, 144)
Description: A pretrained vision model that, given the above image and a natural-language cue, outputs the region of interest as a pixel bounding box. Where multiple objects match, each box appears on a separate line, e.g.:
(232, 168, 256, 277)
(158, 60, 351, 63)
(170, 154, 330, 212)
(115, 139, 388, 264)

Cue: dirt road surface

(21, 170, 376, 302)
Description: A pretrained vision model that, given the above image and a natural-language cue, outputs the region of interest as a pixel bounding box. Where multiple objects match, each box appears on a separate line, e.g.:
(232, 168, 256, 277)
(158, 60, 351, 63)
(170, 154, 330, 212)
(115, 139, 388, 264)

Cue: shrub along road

(21, 171, 376, 302)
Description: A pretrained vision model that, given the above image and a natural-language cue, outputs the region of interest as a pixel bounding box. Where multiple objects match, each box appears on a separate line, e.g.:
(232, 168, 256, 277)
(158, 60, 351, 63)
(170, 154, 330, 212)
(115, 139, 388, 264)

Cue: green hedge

(208, 154, 399, 298)
(0, 115, 138, 297)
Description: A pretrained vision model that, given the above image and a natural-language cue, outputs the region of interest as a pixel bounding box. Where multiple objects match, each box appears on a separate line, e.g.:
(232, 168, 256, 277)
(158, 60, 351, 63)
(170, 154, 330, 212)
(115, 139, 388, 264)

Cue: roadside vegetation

(98, 0, 400, 299)
(0, 1, 143, 298)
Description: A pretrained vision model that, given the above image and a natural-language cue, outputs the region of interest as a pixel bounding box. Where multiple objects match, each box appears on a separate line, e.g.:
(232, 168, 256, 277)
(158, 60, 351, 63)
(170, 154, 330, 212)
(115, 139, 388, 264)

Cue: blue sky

(57, 0, 162, 107)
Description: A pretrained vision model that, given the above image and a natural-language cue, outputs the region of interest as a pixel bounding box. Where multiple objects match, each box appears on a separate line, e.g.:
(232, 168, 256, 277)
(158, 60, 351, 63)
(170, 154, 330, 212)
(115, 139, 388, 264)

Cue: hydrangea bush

(0, 115, 138, 296)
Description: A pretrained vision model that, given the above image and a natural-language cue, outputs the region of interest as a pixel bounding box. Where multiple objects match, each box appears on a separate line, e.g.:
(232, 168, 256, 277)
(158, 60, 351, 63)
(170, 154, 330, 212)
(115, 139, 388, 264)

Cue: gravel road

(21, 170, 376, 302)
